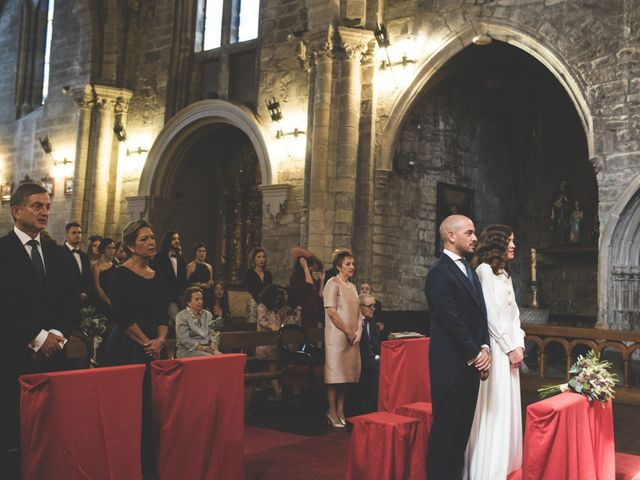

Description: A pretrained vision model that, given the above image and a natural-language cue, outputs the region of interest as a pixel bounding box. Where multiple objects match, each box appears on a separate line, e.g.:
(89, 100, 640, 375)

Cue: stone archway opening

(383, 41, 598, 320)
(148, 124, 263, 287)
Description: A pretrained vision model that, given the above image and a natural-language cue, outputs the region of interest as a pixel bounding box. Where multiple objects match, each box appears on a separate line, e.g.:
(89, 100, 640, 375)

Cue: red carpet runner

(245, 430, 351, 480)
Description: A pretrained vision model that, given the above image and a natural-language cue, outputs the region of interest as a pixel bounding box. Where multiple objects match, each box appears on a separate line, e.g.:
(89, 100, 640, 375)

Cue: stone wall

(0, 0, 92, 238)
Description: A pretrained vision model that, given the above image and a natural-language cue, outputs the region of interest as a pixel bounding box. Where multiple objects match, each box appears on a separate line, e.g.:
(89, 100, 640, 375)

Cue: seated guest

(91, 237, 117, 317)
(358, 293, 382, 413)
(87, 234, 102, 266)
(186, 242, 215, 310)
(244, 247, 272, 323)
(256, 284, 301, 401)
(360, 282, 385, 338)
(289, 246, 325, 328)
(63, 221, 93, 303)
(211, 280, 231, 322)
(176, 286, 218, 357)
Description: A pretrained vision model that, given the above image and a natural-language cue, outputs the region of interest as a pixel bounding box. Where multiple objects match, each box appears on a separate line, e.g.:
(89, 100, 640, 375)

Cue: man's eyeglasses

(361, 303, 376, 309)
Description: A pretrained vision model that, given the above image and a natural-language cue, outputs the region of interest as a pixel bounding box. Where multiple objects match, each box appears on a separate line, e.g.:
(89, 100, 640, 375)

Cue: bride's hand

(508, 348, 524, 368)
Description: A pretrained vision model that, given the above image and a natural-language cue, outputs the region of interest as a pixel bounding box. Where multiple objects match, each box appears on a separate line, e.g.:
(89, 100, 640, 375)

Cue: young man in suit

(152, 230, 187, 325)
(63, 221, 93, 303)
(0, 183, 79, 467)
(424, 215, 490, 480)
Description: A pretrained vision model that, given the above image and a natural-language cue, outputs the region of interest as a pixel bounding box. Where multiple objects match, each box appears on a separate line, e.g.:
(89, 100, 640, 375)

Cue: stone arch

(599, 177, 640, 329)
(138, 99, 273, 197)
(378, 20, 594, 172)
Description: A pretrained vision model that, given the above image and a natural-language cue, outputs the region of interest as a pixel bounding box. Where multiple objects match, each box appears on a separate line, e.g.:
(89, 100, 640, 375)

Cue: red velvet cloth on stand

(345, 411, 426, 480)
(615, 452, 640, 480)
(20, 365, 146, 480)
(522, 392, 614, 480)
(151, 354, 245, 480)
(378, 337, 430, 412)
(394, 402, 433, 459)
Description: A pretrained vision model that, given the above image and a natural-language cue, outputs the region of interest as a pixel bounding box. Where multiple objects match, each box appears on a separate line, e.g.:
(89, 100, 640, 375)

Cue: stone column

(86, 85, 133, 236)
(306, 30, 336, 261)
(70, 85, 95, 224)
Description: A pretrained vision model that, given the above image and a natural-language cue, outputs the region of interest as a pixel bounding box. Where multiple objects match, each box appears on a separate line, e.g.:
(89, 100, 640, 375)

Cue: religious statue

(550, 179, 570, 243)
(569, 200, 584, 244)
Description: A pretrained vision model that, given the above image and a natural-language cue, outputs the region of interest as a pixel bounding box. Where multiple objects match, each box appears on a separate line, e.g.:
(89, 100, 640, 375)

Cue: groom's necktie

(461, 258, 480, 295)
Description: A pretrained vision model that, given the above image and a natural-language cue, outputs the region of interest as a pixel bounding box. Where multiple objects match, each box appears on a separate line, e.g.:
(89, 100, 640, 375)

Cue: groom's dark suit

(424, 252, 489, 480)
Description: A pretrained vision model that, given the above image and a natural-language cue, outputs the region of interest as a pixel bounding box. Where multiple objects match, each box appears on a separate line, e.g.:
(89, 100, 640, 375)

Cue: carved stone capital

(375, 169, 393, 188)
(72, 84, 95, 109)
(259, 184, 292, 224)
(125, 195, 150, 221)
(93, 85, 134, 112)
(336, 27, 374, 61)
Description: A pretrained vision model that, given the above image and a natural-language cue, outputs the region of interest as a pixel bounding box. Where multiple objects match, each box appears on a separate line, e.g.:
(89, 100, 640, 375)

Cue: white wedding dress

(464, 263, 525, 480)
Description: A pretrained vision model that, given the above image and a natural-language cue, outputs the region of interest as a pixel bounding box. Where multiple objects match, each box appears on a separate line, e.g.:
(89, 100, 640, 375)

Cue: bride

(464, 224, 525, 479)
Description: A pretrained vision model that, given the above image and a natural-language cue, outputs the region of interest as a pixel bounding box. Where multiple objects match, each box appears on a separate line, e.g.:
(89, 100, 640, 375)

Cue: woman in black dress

(104, 220, 168, 475)
(105, 221, 168, 364)
(91, 237, 116, 318)
(211, 280, 231, 321)
(289, 247, 325, 329)
(244, 247, 272, 323)
(186, 242, 215, 310)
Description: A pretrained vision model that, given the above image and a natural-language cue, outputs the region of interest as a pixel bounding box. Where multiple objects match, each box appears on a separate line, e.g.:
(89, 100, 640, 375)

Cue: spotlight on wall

(39, 136, 72, 166)
(373, 23, 390, 49)
(113, 124, 148, 156)
(266, 97, 283, 123)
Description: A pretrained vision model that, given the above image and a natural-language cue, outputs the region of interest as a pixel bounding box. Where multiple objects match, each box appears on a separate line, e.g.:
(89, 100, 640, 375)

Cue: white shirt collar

(442, 248, 463, 262)
(14, 226, 41, 245)
(65, 241, 80, 252)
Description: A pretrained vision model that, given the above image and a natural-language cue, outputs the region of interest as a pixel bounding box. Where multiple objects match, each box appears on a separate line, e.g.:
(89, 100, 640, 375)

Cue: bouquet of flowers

(209, 315, 225, 333)
(79, 306, 108, 367)
(538, 350, 618, 403)
(79, 306, 108, 338)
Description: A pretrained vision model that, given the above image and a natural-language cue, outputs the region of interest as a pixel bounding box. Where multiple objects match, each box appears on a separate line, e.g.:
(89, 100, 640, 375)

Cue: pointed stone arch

(378, 20, 594, 172)
(599, 177, 640, 329)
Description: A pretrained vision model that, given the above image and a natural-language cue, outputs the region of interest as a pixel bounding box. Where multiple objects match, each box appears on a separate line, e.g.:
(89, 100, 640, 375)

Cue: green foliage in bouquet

(538, 350, 618, 403)
(208, 315, 225, 333)
(79, 305, 108, 339)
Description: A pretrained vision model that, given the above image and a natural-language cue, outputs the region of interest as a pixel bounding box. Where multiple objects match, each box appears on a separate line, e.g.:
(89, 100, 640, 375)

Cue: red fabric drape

(615, 452, 640, 480)
(522, 392, 614, 480)
(20, 365, 146, 480)
(151, 354, 245, 480)
(345, 412, 427, 480)
(394, 402, 433, 460)
(378, 338, 430, 412)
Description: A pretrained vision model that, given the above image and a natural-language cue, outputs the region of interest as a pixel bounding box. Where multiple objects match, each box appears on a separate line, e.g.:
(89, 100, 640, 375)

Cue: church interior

(1, 0, 640, 478)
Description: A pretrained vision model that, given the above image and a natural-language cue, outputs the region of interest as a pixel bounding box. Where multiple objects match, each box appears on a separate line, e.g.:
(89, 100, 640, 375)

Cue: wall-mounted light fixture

(374, 23, 417, 72)
(266, 97, 305, 139)
(113, 124, 148, 156)
(39, 136, 72, 166)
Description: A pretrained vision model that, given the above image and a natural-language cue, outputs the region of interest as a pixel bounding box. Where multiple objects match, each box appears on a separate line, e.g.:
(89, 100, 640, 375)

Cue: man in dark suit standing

(63, 221, 93, 303)
(0, 184, 79, 467)
(424, 215, 490, 480)
(151, 230, 186, 325)
(358, 293, 382, 413)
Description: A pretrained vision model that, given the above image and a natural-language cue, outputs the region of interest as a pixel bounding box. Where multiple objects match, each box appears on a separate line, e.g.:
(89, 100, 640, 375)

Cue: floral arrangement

(209, 315, 225, 333)
(79, 306, 108, 339)
(538, 350, 618, 403)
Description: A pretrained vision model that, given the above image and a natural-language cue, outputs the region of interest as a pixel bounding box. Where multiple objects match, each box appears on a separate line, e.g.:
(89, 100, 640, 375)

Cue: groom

(424, 215, 490, 479)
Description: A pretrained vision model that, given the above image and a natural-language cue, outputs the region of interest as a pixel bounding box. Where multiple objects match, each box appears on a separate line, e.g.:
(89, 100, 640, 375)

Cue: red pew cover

(151, 354, 245, 480)
(522, 391, 614, 480)
(378, 337, 430, 412)
(20, 364, 146, 480)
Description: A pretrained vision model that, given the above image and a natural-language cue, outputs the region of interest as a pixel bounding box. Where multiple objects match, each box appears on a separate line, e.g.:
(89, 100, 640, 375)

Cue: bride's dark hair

(471, 224, 513, 275)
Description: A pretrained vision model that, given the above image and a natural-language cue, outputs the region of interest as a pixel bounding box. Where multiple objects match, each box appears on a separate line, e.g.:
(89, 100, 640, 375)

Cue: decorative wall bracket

(259, 184, 292, 224)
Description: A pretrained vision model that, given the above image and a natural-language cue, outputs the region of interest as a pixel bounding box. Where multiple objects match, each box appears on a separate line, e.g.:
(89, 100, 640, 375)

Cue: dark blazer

(424, 253, 489, 412)
(359, 317, 381, 371)
(151, 252, 187, 304)
(63, 243, 93, 297)
(0, 230, 80, 365)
